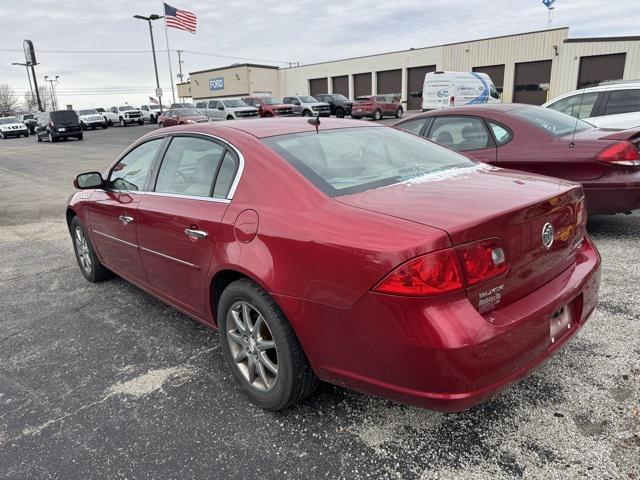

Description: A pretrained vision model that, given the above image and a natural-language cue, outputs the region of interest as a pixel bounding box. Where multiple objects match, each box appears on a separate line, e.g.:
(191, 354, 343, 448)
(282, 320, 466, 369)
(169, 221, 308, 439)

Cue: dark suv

(314, 94, 353, 118)
(35, 110, 83, 142)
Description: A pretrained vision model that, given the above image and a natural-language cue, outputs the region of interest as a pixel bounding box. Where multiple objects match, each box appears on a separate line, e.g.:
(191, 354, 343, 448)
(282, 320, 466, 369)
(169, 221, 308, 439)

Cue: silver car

(282, 96, 331, 117)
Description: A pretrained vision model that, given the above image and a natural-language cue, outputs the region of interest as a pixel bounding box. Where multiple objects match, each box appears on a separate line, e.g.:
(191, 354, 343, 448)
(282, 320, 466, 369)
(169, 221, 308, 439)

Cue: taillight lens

(596, 141, 640, 166)
(374, 249, 463, 296)
(456, 239, 508, 286)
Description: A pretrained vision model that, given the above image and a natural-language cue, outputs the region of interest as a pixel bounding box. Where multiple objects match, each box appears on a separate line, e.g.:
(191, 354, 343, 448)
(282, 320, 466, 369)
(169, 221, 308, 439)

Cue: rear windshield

(263, 127, 474, 197)
(50, 110, 78, 123)
(355, 97, 372, 102)
(512, 106, 593, 137)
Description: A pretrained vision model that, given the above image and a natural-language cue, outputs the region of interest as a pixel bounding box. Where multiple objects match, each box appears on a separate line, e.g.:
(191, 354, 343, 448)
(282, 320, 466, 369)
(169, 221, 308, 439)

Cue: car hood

(0, 122, 26, 129)
(229, 107, 258, 112)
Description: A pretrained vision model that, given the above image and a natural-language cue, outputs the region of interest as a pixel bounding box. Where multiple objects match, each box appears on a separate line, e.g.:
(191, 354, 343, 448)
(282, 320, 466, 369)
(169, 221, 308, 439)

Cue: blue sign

(542, 0, 555, 8)
(209, 77, 225, 91)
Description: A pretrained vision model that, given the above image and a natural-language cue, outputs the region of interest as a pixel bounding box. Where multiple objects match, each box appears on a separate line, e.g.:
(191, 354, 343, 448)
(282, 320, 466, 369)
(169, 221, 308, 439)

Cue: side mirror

(74, 172, 104, 189)
(218, 106, 224, 111)
(294, 101, 301, 106)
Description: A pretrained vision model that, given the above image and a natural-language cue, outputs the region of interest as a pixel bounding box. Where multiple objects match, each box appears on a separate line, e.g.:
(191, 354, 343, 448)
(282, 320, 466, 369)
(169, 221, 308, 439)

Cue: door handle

(118, 214, 134, 225)
(184, 228, 208, 239)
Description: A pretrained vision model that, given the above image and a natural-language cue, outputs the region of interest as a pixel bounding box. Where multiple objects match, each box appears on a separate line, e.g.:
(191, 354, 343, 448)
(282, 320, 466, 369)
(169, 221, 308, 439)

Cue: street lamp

(12, 62, 35, 110)
(44, 75, 60, 110)
(134, 14, 164, 112)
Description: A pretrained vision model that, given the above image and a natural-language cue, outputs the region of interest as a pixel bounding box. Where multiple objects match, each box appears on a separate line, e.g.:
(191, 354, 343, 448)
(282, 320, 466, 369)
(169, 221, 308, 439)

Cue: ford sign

(209, 77, 225, 91)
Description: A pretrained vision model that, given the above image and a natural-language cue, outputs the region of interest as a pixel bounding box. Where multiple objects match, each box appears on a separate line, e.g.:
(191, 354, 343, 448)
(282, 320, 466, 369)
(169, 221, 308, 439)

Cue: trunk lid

(338, 165, 585, 312)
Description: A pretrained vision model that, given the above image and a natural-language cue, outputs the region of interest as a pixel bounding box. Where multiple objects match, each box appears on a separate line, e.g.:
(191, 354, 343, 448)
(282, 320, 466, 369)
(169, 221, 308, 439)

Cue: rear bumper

(51, 129, 82, 138)
(276, 237, 601, 412)
(351, 109, 373, 118)
(583, 172, 640, 214)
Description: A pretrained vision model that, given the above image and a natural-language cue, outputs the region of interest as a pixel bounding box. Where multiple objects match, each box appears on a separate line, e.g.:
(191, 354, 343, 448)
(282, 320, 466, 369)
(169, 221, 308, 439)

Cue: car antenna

(307, 111, 321, 134)
(569, 62, 592, 149)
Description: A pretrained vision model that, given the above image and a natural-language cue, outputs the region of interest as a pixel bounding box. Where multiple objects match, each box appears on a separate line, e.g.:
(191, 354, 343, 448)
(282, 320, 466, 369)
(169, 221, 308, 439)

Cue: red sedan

(67, 118, 600, 412)
(395, 104, 640, 215)
(157, 108, 209, 128)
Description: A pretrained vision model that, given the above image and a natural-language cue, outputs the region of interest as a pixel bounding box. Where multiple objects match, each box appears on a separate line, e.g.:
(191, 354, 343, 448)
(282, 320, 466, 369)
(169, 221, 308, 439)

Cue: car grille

(8, 126, 23, 130)
(126, 112, 142, 118)
(88, 116, 102, 122)
(312, 105, 330, 112)
(236, 110, 258, 118)
(274, 108, 294, 115)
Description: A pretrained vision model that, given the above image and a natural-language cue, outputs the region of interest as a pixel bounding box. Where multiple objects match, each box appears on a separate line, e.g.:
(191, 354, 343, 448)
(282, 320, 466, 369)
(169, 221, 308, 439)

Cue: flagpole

(162, 1, 177, 104)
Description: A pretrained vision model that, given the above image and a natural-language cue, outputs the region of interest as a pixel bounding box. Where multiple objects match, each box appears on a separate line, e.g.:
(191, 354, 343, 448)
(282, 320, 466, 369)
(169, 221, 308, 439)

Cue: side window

(141, 106, 149, 111)
(603, 89, 640, 116)
(395, 117, 427, 135)
(490, 85, 500, 100)
(213, 151, 239, 198)
(375, 96, 385, 102)
(196, 102, 205, 109)
(547, 92, 599, 119)
(111, 107, 117, 113)
(428, 116, 492, 151)
(155, 137, 225, 197)
(109, 138, 164, 191)
(487, 121, 512, 146)
(283, 97, 291, 104)
(208, 101, 215, 109)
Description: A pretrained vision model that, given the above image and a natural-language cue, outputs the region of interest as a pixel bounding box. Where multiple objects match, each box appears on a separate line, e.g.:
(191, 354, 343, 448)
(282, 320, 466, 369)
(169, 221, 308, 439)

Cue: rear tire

(70, 216, 112, 282)
(77, 134, 83, 141)
(37, 134, 42, 142)
(219, 279, 318, 411)
(80, 122, 87, 131)
(48, 132, 56, 143)
(226, 115, 234, 120)
(102, 122, 108, 129)
(120, 118, 126, 127)
(335, 108, 345, 118)
(137, 120, 144, 126)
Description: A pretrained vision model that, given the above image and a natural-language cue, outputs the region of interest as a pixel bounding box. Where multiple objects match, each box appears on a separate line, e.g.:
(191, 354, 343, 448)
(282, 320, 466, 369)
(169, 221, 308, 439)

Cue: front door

(137, 135, 239, 319)
(87, 138, 165, 284)
(425, 115, 497, 163)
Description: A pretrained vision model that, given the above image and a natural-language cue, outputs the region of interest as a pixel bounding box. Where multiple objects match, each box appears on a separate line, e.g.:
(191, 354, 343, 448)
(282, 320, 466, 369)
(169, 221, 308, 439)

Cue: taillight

(596, 141, 640, 166)
(374, 248, 463, 296)
(456, 239, 508, 286)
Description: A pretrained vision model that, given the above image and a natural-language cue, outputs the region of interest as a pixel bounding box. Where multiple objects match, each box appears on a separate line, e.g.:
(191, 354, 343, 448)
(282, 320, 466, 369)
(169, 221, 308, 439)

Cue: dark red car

(157, 108, 209, 128)
(67, 118, 600, 412)
(241, 96, 294, 118)
(395, 104, 640, 215)
(351, 95, 404, 120)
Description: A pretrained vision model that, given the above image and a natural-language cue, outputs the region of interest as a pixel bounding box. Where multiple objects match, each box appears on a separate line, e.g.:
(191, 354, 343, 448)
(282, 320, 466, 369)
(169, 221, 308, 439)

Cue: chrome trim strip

(143, 191, 230, 203)
(93, 229, 138, 248)
(139, 246, 200, 270)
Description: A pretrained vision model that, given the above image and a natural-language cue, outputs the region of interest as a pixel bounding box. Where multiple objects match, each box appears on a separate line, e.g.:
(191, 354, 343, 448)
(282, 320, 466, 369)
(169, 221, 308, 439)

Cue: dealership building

(176, 27, 640, 110)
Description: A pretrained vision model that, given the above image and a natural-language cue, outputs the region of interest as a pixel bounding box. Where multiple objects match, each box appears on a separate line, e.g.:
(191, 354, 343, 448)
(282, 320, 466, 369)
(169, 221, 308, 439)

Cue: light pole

(12, 62, 35, 111)
(134, 14, 164, 112)
(44, 75, 60, 110)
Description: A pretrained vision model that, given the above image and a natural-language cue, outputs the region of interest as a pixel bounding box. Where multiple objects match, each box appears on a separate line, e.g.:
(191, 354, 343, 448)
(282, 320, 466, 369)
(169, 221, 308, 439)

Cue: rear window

(50, 111, 78, 123)
(263, 127, 474, 197)
(512, 106, 592, 137)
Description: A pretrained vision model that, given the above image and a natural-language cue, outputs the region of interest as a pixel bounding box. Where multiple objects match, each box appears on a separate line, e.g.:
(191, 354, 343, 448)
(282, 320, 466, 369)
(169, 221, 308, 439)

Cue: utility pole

(44, 75, 59, 110)
(134, 14, 164, 111)
(176, 50, 184, 101)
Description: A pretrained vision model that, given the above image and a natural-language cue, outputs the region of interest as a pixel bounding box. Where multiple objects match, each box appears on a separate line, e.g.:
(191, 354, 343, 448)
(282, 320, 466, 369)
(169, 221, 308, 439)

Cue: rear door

(425, 115, 497, 163)
(136, 135, 240, 319)
(593, 88, 640, 129)
(88, 138, 166, 284)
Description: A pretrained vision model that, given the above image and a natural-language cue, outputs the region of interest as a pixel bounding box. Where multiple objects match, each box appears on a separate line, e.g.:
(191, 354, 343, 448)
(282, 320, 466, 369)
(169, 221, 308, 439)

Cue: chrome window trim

(139, 246, 200, 270)
(144, 191, 231, 203)
(93, 229, 138, 249)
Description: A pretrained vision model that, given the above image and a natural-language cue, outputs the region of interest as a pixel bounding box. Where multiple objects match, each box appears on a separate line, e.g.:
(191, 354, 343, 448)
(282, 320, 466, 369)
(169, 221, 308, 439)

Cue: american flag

(164, 3, 197, 34)
(149, 96, 159, 105)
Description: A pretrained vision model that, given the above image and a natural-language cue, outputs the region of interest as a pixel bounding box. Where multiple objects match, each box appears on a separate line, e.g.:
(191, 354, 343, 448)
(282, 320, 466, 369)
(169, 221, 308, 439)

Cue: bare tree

(23, 86, 49, 112)
(0, 84, 18, 113)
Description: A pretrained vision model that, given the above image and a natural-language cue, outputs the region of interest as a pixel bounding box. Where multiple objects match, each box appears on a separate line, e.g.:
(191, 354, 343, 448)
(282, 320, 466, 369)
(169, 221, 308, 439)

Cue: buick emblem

(541, 222, 554, 249)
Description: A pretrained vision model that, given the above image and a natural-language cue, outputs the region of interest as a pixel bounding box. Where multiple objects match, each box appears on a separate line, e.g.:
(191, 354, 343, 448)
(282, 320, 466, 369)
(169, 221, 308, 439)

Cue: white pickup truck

(96, 107, 119, 126)
(139, 104, 163, 124)
(109, 106, 144, 126)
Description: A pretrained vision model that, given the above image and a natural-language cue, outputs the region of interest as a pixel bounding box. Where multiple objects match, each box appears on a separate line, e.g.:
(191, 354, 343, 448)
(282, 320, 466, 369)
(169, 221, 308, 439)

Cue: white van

(422, 71, 500, 111)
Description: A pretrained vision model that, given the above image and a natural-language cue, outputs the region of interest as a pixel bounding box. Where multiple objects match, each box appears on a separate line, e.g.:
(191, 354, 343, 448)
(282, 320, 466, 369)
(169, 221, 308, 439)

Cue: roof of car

(171, 117, 382, 139)
(415, 104, 528, 116)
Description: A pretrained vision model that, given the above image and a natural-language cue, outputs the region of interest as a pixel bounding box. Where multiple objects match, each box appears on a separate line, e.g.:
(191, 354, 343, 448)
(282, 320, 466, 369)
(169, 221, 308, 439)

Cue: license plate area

(550, 304, 572, 344)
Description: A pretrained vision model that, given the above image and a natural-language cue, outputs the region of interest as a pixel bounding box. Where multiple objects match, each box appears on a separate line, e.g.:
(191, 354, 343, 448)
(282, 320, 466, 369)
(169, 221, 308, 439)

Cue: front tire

(102, 122, 108, 129)
(137, 120, 144, 126)
(158, 122, 164, 128)
(70, 217, 112, 282)
(37, 133, 42, 142)
(373, 109, 382, 121)
(77, 134, 83, 141)
(302, 110, 312, 117)
(120, 118, 126, 127)
(335, 108, 345, 118)
(395, 108, 403, 118)
(219, 279, 318, 411)
(226, 115, 234, 120)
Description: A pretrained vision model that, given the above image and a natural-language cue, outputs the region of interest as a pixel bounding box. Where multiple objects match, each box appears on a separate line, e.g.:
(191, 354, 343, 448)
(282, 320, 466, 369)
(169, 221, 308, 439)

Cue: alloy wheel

(74, 226, 92, 273)
(226, 301, 278, 392)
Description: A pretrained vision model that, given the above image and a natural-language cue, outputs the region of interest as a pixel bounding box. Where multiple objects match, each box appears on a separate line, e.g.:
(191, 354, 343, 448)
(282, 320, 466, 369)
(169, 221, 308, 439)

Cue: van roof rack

(596, 79, 640, 87)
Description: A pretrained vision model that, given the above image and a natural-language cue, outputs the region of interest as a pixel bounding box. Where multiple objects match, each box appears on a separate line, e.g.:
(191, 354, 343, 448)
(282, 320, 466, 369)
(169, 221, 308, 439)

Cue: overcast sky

(1, 0, 637, 109)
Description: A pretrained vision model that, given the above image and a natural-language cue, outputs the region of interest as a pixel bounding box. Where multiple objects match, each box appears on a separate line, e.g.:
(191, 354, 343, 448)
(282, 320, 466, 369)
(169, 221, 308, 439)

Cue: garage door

(473, 64, 505, 94)
(332, 76, 348, 97)
(513, 60, 552, 105)
(354, 73, 372, 98)
(407, 65, 436, 110)
(376, 69, 401, 99)
(578, 53, 626, 89)
(309, 78, 328, 97)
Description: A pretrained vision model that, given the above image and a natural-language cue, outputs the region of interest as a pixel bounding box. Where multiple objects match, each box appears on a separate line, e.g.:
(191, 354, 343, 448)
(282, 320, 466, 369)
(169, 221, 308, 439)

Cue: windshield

(512, 106, 593, 136)
(22, 114, 34, 120)
(263, 127, 474, 197)
(332, 94, 349, 101)
(0, 117, 19, 124)
(96, 108, 105, 112)
(175, 108, 202, 116)
(50, 110, 78, 123)
(261, 97, 280, 105)
(223, 99, 248, 108)
(79, 109, 98, 115)
(119, 106, 134, 111)
(299, 96, 317, 103)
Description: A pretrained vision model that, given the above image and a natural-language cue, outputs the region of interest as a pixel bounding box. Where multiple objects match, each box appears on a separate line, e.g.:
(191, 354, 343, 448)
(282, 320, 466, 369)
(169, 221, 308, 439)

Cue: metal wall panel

(376, 69, 402, 96)
(309, 78, 328, 97)
(514, 60, 552, 105)
(332, 76, 349, 96)
(407, 65, 437, 110)
(578, 53, 626, 88)
(354, 73, 372, 97)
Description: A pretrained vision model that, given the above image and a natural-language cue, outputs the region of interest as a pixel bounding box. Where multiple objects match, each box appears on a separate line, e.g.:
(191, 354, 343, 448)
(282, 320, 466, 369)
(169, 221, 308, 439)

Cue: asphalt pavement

(0, 121, 638, 479)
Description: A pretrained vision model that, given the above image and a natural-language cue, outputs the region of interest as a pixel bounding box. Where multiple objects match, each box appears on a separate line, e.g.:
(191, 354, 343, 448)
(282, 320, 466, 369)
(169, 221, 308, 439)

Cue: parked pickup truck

(195, 98, 258, 120)
(139, 104, 163, 123)
(77, 109, 108, 130)
(96, 107, 119, 126)
(109, 106, 144, 126)
(241, 96, 295, 118)
(282, 95, 331, 117)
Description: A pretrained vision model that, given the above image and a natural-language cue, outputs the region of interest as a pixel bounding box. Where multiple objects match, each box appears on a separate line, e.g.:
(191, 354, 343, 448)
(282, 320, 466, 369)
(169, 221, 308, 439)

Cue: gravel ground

(0, 123, 638, 479)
